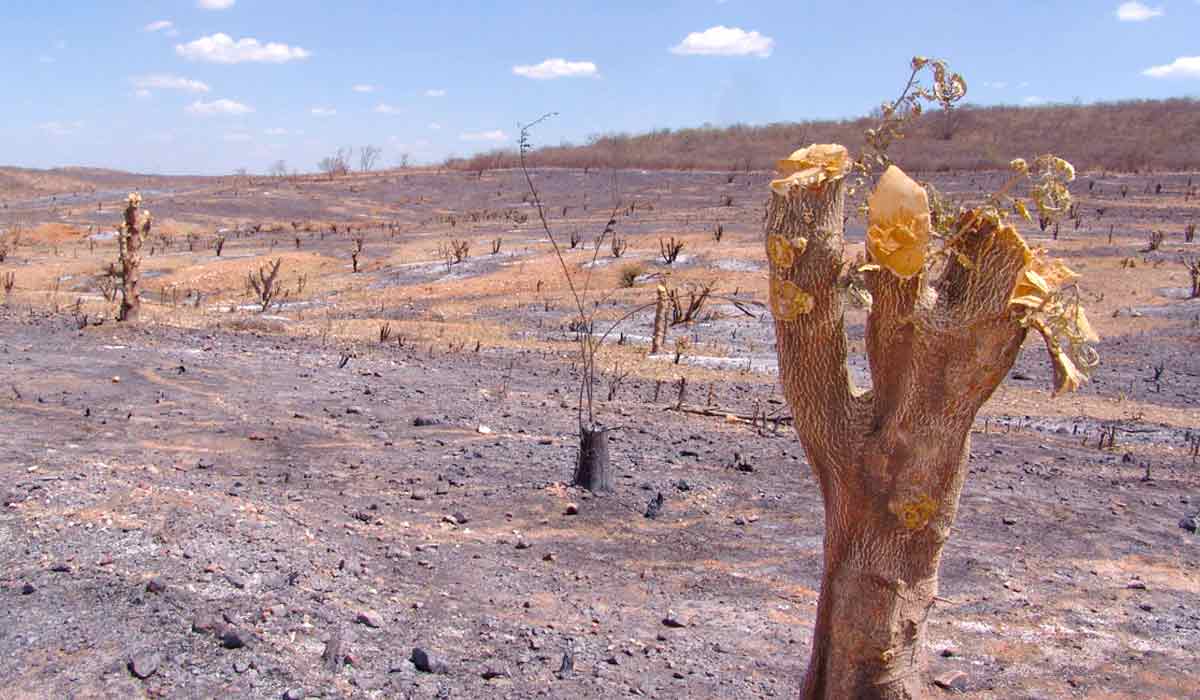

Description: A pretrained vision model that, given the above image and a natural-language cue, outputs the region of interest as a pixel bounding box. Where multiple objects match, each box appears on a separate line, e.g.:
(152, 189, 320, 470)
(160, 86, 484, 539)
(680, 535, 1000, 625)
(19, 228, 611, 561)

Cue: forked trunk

(764, 147, 1037, 698)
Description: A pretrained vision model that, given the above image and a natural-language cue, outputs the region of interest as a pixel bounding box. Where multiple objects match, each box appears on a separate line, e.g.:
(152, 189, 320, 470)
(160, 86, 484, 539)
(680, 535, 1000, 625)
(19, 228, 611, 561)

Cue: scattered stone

(226, 572, 249, 590)
(662, 611, 688, 628)
(111, 376, 121, 383)
(564, 503, 579, 515)
(411, 647, 449, 674)
(477, 425, 493, 435)
(480, 665, 509, 680)
(356, 610, 383, 629)
(49, 562, 71, 573)
(933, 671, 968, 691)
(146, 578, 167, 594)
(675, 480, 691, 492)
(220, 628, 247, 649)
(20, 583, 35, 595)
(233, 659, 250, 674)
(411, 490, 430, 501)
(412, 416, 442, 427)
(282, 688, 305, 700)
(940, 647, 957, 658)
(345, 406, 363, 415)
(515, 539, 531, 550)
(128, 652, 160, 680)
(1180, 513, 1199, 533)
(1001, 516, 1017, 526)
(556, 650, 574, 677)
(1126, 581, 1147, 590)
(542, 552, 557, 562)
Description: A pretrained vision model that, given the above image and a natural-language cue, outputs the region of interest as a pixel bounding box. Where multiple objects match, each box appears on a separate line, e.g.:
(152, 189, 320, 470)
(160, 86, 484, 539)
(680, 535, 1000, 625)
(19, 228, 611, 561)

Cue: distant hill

(448, 98, 1200, 174)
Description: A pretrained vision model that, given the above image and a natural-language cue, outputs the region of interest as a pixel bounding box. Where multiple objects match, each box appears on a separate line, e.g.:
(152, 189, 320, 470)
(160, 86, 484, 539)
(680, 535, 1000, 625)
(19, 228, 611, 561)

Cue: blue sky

(2, 1, 1198, 175)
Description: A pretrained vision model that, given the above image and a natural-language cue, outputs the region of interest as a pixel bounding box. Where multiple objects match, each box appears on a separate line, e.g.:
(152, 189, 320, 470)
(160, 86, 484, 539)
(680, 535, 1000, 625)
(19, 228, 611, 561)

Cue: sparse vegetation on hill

(447, 98, 1200, 174)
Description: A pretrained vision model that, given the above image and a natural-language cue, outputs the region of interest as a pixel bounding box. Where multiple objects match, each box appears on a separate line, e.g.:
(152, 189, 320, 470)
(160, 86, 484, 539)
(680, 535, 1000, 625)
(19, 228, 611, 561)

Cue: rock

(322, 628, 346, 673)
(192, 614, 222, 635)
(49, 562, 71, 573)
(564, 503, 579, 515)
(146, 578, 167, 594)
(556, 650, 574, 677)
(412, 416, 442, 427)
(515, 539, 531, 550)
(477, 425, 493, 434)
(220, 628, 247, 649)
(128, 652, 160, 680)
(346, 406, 364, 415)
(20, 583, 35, 595)
(452, 511, 469, 524)
(940, 647, 957, 658)
(644, 493, 665, 519)
(233, 659, 250, 674)
(226, 572, 249, 590)
(1001, 516, 1017, 526)
(411, 647, 449, 674)
(480, 665, 509, 680)
(933, 670, 968, 691)
(282, 689, 305, 700)
(356, 610, 383, 629)
(1180, 513, 1199, 533)
(662, 611, 688, 628)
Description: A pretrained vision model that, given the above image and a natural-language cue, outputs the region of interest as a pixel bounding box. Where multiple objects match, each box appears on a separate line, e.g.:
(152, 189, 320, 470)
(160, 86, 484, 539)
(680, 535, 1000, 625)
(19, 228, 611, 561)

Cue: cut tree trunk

(650, 285, 668, 354)
(573, 424, 613, 493)
(765, 160, 1034, 699)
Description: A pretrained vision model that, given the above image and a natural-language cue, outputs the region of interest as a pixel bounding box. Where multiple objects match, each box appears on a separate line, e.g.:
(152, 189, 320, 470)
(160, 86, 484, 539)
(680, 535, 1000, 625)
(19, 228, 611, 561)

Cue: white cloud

(460, 129, 508, 142)
(144, 20, 173, 32)
(1116, 1, 1163, 21)
(512, 58, 598, 80)
(670, 26, 773, 57)
(198, 0, 236, 9)
(39, 120, 84, 136)
(131, 74, 211, 93)
(374, 104, 402, 114)
(1023, 96, 1046, 105)
(187, 98, 253, 115)
(428, 122, 442, 130)
(1143, 55, 1200, 78)
(224, 132, 252, 142)
(424, 88, 446, 97)
(134, 89, 152, 99)
(264, 127, 288, 136)
(982, 81, 1008, 89)
(310, 107, 336, 117)
(54, 40, 67, 50)
(353, 84, 376, 93)
(176, 33, 310, 64)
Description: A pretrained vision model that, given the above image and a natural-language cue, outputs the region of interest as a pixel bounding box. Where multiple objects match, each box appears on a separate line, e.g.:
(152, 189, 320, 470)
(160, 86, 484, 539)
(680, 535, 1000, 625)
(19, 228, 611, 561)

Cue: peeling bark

(765, 163, 1033, 699)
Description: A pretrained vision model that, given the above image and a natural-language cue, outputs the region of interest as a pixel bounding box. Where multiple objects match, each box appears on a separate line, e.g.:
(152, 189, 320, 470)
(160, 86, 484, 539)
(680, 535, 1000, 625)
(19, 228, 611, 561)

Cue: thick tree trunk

(765, 151, 1034, 699)
(573, 424, 613, 493)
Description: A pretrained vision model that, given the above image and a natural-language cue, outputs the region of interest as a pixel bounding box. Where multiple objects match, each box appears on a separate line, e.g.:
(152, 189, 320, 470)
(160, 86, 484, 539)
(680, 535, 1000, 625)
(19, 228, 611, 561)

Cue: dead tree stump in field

(573, 425, 613, 493)
(118, 193, 150, 322)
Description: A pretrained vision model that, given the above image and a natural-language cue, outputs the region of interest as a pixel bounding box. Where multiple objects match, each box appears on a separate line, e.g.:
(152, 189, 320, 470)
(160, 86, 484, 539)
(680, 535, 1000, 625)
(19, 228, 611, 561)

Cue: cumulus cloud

(1143, 56, 1200, 78)
(353, 84, 376, 93)
(670, 26, 773, 57)
(176, 33, 310, 64)
(424, 88, 446, 97)
(460, 130, 508, 142)
(1116, 1, 1164, 21)
(131, 74, 210, 93)
(39, 120, 84, 136)
(512, 58, 598, 80)
(187, 98, 253, 115)
(428, 122, 442, 130)
(198, 0, 236, 9)
(374, 104, 402, 114)
(1023, 96, 1047, 106)
(144, 20, 173, 32)
(310, 107, 336, 117)
(134, 89, 152, 99)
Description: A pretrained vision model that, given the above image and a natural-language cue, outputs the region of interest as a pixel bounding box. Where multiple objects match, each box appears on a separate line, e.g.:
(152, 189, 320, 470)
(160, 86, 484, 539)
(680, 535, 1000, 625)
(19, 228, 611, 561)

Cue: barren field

(1, 166, 1198, 699)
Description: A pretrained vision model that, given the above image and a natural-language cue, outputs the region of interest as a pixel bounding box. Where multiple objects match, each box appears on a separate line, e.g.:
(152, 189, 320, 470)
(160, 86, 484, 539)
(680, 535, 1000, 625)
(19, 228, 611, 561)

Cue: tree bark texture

(651, 284, 669, 355)
(766, 175, 1032, 699)
(573, 424, 613, 493)
(118, 194, 150, 322)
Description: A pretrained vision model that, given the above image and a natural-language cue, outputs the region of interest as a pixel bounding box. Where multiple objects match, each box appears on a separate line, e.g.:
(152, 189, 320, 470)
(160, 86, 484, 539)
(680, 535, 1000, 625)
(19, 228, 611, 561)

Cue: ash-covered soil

(1, 166, 1199, 699)
(1, 308, 1197, 700)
